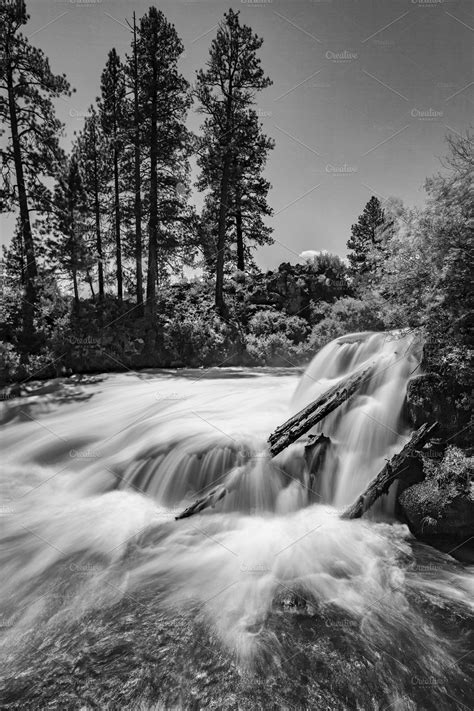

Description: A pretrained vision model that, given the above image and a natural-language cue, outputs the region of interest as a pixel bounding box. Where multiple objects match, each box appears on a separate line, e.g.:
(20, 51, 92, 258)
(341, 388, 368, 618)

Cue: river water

(0, 332, 472, 709)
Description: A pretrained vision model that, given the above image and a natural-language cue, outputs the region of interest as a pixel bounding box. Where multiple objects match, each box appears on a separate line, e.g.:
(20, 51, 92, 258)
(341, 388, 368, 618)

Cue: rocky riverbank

(398, 446, 473, 561)
(397, 373, 473, 561)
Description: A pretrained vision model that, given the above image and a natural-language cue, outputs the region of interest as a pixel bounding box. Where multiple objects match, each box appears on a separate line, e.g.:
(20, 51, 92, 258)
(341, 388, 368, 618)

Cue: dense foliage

(0, 0, 71, 348)
(350, 132, 473, 443)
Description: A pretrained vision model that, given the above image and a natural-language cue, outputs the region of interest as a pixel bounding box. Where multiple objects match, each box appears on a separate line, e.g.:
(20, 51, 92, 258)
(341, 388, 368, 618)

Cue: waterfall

(115, 330, 422, 515)
(291, 330, 422, 508)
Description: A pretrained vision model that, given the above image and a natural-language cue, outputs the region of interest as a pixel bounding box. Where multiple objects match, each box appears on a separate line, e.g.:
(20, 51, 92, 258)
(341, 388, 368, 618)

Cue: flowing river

(0, 332, 472, 709)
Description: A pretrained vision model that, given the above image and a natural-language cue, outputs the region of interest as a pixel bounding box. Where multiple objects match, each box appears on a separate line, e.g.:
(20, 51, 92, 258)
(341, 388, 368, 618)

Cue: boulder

(398, 447, 474, 560)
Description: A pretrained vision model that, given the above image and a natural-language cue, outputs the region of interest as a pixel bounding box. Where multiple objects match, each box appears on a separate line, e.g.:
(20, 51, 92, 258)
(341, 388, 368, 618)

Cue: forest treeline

(0, 2, 472, 441)
(1, 4, 273, 330)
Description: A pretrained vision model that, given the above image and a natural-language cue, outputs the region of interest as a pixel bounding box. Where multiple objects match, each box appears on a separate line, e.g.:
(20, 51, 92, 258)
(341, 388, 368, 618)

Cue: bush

(428, 446, 473, 493)
(0, 342, 22, 383)
(307, 297, 385, 352)
(245, 309, 309, 365)
(248, 309, 308, 342)
(163, 304, 233, 366)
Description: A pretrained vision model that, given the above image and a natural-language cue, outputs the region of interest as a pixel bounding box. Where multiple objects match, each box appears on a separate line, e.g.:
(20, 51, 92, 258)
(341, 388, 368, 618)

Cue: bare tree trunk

(133, 12, 143, 311)
(113, 146, 122, 301)
(110, 55, 123, 301)
(146, 63, 158, 319)
(215, 151, 231, 316)
(214, 76, 235, 318)
(92, 130, 104, 300)
(72, 267, 80, 315)
(236, 193, 245, 272)
(232, 157, 245, 272)
(86, 269, 95, 301)
(6, 48, 37, 347)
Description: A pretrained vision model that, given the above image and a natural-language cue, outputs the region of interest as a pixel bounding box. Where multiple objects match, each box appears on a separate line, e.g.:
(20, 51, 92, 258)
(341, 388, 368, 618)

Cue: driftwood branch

(268, 364, 373, 457)
(175, 484, 227, 520)
(340, 421, 438, 520)
(176, 365, 372, 520)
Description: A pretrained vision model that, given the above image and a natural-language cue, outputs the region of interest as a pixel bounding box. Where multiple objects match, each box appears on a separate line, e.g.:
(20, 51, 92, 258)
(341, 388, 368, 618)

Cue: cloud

(299, 249, 328, 262)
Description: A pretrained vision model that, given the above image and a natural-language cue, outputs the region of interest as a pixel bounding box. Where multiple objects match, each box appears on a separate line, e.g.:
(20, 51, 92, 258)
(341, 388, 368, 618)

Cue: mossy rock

(398, 447, 474, 559)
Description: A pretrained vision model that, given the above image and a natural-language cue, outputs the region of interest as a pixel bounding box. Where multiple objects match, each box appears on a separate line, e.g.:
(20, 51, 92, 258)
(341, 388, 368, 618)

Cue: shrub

(245, 309, 309, 365)
(307, 297, 385, 352)
(163, 304, 233, 366)
(430, 446, 473, 493)
(248, 309, 308, 342)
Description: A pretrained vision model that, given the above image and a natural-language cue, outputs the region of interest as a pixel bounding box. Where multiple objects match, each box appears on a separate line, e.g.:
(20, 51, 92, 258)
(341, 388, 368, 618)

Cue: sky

(1, 0, 472, 270)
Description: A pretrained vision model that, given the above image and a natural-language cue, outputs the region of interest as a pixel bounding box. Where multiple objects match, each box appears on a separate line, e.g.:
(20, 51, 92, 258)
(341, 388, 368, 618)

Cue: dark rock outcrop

(406, 373, 472, 447)
(397, 447, 474, 560)
(249, 261, 350, 317)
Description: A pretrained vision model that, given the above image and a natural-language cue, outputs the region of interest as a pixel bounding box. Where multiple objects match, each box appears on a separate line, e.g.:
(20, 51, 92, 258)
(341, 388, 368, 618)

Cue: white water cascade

(1, 331, 472, 710)
(115, 329, 422, 515)
(291, 330, 422, 509)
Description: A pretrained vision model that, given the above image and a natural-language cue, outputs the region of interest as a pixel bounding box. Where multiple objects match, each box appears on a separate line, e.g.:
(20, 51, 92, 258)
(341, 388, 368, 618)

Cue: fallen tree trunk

(176, 365, 372, 520)
(340, 421, 438, 520)
(268, 364, 373, 457)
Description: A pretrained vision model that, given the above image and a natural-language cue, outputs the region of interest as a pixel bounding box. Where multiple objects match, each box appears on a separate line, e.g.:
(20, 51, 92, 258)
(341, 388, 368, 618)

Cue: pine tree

(134, 7, 190, 318)
(49, 158, 92, 314)
(195, 9, 272, 315)
(0, 0, 71, 345)
(99, 49, 126, 301)
(124, 12, 144, 309)
(230, 108, 274, 271)
(347, 196, 385, 273)
(196, 107, 274, 273)
(75, 107, 110, 300)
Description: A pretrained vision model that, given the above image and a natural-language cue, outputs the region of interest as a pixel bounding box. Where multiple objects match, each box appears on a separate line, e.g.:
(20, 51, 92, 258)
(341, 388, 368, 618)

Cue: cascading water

(117, 329, 421, 515)
(291, 330, 422, 509)
(0, 333, 472, 710)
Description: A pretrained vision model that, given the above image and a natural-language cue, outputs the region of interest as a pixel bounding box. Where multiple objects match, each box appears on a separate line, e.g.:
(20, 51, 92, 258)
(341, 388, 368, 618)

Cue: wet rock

(274, 589, 317, 616)
(406, 373, 471, 446)
(398, 447, 474, 560)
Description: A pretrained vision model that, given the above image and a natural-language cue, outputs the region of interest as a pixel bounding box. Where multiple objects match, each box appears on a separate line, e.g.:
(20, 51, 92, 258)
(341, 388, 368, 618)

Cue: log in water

(341, 421, 438, 519)
(176, 363, 372, 518)
(268, 362, 373, 456)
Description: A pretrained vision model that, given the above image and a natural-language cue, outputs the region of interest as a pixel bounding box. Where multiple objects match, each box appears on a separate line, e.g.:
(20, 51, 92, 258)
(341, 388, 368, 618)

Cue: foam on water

(0, 337, 472, 708)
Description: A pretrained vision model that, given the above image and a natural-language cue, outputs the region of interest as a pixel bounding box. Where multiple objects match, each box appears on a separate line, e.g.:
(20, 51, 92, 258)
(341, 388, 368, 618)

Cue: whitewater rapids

(0, 332, 472, 709)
